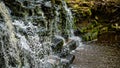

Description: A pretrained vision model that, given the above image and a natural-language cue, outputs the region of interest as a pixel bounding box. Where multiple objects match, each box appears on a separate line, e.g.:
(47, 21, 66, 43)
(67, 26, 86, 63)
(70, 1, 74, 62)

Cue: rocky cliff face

(66, 0, 120, 41)
(0, 0, 76, 68)
(4, 0, 52, 17)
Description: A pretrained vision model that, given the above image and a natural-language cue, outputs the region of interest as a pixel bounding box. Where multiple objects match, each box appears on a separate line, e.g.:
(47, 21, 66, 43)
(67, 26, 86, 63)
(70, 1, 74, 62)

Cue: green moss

(66, 0, 120, 41)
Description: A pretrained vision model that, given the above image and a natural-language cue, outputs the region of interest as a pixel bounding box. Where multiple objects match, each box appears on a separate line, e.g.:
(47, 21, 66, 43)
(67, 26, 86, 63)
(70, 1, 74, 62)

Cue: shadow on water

(97, 31, 120, 43)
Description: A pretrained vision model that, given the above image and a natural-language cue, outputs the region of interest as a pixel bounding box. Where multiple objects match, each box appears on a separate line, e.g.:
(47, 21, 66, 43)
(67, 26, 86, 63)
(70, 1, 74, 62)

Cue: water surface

(73, 42, 120, 68)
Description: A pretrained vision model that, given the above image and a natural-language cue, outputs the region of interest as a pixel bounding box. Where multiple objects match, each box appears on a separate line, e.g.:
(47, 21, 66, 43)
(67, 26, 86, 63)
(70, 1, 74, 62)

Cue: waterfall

(0, 2, 22, 68)
(0, 0, 83, 68)
(62, 1, 74, 37)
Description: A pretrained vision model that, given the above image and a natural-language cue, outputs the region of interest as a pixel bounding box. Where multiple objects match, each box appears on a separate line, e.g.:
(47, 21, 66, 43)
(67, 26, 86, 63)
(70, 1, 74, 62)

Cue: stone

(0, 52, 5, 68)
(62, 34, 69, 42)
(61, 58, 69, 68)
(51, 37, 64, 53)
(66, 54, 75, 64)
(59, 40, 77, 58)
(67, 40, 77, 51)
(60, 54, 75, 68)
(46, 55, 61, 68)
(74, 29, 81, 36)
(37, 27, 50, 36)
(59, 46, 70, 58)
(41, 4, 55, 19)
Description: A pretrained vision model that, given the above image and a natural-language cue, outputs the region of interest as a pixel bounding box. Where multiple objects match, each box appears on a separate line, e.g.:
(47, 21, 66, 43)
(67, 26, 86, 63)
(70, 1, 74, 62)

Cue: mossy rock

(82, 33, 92, 41)
(82, 31, 98, 41)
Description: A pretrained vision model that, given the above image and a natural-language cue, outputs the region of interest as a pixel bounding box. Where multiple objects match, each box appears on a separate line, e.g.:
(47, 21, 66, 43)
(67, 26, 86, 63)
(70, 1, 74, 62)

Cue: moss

(66, 0, 120, 41)
(82, 29, 99, 41)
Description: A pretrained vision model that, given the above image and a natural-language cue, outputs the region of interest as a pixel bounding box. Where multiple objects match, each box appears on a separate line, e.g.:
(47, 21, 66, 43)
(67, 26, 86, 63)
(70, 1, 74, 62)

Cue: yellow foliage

(73, 4, 79, 8)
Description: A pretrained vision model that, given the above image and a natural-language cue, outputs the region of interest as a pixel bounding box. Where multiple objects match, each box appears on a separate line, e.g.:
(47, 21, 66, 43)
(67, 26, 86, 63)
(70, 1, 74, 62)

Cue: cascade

(0, 0, 83, 68)
(0, 2, 22, 68)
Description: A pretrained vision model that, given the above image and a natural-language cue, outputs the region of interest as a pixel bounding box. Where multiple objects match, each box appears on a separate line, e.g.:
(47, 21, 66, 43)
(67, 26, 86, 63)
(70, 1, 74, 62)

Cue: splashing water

(0, 0, 83, 68)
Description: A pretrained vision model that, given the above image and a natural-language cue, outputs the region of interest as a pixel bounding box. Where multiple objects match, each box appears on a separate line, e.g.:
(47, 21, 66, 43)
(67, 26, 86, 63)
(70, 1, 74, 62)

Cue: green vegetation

(66, 0, 120, 41)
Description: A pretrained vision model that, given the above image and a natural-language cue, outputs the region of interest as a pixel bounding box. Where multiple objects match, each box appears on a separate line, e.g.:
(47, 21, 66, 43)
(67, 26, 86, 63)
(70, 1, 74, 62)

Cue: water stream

(0, 0, 83, 68)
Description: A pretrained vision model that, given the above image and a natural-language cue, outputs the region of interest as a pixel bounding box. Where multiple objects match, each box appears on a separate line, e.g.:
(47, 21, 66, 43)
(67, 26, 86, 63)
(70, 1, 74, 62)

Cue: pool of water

(72, 42, 120, 68)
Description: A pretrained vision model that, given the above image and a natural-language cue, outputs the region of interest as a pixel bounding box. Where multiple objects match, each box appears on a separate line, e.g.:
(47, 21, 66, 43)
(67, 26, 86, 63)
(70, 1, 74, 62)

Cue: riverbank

(72, 42, 120, 68)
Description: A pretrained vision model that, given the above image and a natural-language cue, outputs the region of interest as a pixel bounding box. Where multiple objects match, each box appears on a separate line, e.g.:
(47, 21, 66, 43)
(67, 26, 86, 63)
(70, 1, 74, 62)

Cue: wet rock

(0, 52, 5, 68)
(61, 59, 69, 68)
(74, 29, 81, 36)
(32, 22, 38, 26)
(51, 37, 64, 53)
(55, 0, 62, 5)
(62, 34, 69, 41)
(66, 54, 75, 64)
(59, 47, 70, 58)
(41, 2, 55, 19)
(60, 54, 75, 68)
(46, 55, 61, 68)
(37, 27, 50, 36)
(8, 56, 17, 67)
(67, 40, 77, 51)
(3, 0, 43, 17)
(59, 40, 77, 58)
(47, 55, 60, 65)
(26, 27, 35, 36)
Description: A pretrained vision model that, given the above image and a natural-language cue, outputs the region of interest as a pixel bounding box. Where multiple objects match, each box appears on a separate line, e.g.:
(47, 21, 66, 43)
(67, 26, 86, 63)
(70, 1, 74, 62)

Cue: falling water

(61, 1, 83, 47)
(13, 20, 53, 68)
(0, 2, 22, 68)
(62, 1, 74, 37)
(0, 0, 83, 68)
